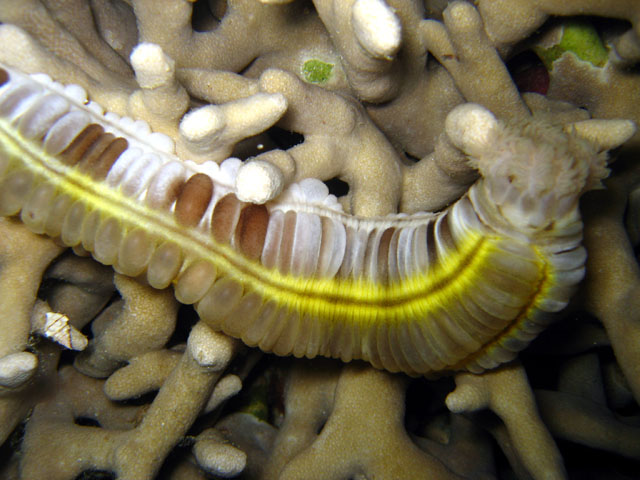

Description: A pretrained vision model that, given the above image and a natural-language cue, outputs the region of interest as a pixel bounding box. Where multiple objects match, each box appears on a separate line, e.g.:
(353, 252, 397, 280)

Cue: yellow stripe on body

(0, 118, 559, 372)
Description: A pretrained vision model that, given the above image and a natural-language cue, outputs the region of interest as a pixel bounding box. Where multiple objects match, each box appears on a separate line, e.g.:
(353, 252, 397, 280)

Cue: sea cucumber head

(447, 103, 613, 233)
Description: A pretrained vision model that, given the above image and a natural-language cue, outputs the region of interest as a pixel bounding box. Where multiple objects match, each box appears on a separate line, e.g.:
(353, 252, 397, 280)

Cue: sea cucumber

(0, 64, 589, 376)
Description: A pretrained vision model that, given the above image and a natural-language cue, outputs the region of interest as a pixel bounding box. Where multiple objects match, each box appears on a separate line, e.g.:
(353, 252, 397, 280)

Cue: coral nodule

(0, 1, 639, 479)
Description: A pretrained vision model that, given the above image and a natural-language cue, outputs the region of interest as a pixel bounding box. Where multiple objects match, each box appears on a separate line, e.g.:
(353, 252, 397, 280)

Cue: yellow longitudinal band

(0, 118, 552, 332)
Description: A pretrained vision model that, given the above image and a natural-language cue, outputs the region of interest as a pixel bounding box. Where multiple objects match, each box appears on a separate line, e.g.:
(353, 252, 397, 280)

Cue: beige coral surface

(0, 1, 639, 479)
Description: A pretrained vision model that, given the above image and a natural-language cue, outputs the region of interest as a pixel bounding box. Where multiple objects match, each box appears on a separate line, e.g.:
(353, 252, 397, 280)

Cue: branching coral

(0, 219, 63, 384)
(447, 363, 566, 479)
(0, 1, 639, 480)
(19, 322, 239, 480)
(269, 363, 463, 480)
(477, 0, 640, 63)
(580, 157, 640, 401)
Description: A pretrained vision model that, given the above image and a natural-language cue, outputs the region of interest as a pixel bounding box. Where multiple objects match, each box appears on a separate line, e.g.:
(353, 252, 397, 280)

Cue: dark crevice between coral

(191, 0, 226, 32)
(0, 419, 26, 470)
(404, 376, 455, 436)
(116, 389, 158, 407)
(323, 177, 350, 198)
(155, 442, 197, 480)
(404, 151, 421, 164)
(74, 470, 115, 480)
(231, 127, 304, 161)
(218, 357, 289, 429)
(35, 252, 72, 301)
(57, 343, 78, 367)
(507, 50, 550, 95)
(557, 438, 640, 480)
(74, 416, 101, 428)
(267, 127, 304, 150)
(75, 470, 117, 480)
(166, 304, 199, 348)
(237, 56, 259, 77)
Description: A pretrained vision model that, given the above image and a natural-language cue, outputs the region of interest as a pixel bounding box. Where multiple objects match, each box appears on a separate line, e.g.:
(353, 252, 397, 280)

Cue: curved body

(0, 66, 586, 376)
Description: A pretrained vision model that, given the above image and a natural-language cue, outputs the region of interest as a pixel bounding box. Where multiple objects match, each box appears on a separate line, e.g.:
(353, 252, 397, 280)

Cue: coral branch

(423, 1, 529, 121)
(258, 68, 403, 215)
(447, 363, 567, 480)
(0, 219, 63, 360)
(313, 0, 402, 102)
(20, 323, 238, 480)
(274, 363, 464, 480)
(74, 273, 179, 378)
(581, 157, 640, 403)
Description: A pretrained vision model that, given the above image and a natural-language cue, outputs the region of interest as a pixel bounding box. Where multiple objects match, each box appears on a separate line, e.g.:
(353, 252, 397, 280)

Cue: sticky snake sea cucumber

(0, 65, 596, 376)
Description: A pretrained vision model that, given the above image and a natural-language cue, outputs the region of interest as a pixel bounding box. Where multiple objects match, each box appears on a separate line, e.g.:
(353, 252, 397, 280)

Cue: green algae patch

(302, 59, 334, 84)
(536, 20, 608, 70)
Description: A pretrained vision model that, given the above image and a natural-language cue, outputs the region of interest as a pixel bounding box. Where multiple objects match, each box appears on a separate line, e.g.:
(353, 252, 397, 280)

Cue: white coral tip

(445, 103, 499, 155)
(180, 105, 225, 144)
(205, 374, 243, 413)
(236, 160, 285, 204)
(445, 380, 485, 413)
(0, 352, 38, 388)
(194, 437, 247, 477)
(352, 0, 402, 59)
(130, 43, 175, 89)
(187, 323, 236, 370)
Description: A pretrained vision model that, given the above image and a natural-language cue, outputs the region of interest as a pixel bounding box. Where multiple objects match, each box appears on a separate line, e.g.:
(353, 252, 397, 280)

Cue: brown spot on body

(212, 193, 243, 243)
(162, 178, 185, 209)
(87, 137, 128, 180)
(338, 227, 356, 279)
(277, 210, 297, 274)
(236, 204, 269, 260)
(145, 162, 186, 210)
(377, 227, 395, 284)
(0, 68, 9, 87)
(175, 173, 213, 227)
(425, 221, 437, 266)
(316, 216, 341, 277)
(59, 123, 105, 166)
(363, 228, 382, 280)
(386, 228, 401, 282)
(76, 132, 116, 173)
(437, 213, 455, 256)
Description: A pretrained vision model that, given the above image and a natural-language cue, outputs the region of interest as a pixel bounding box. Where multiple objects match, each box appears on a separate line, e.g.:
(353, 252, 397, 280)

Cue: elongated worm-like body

(0, 65, 598, 376)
